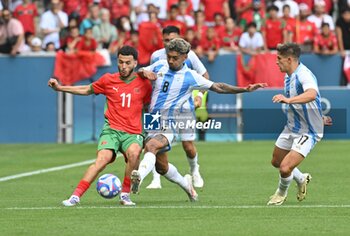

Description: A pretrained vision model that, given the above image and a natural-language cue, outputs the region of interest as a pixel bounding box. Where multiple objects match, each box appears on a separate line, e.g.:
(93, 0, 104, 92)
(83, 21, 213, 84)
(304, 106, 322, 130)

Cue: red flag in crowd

(54, 51, 106, 85)
(343, 54, 350, 84)
(236, 53, 285, 88)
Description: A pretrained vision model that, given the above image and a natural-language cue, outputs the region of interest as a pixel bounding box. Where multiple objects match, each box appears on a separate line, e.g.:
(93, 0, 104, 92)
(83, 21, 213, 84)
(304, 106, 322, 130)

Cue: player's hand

(139, 69, 157, 81)
(194, 95, 202, 108)
(323, 115, 333, 126)
(246, 83, 267, 92)
(272, 94, 290, 103)
(48, 78, 60, 91)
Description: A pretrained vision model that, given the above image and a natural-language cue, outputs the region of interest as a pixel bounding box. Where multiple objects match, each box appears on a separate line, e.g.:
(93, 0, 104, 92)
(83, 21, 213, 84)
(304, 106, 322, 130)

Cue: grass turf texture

(0, 141, 349, 235)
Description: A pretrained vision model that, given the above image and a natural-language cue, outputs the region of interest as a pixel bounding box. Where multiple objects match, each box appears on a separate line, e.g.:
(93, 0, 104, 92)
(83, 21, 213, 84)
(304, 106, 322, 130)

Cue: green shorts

(97, 125, 144, 155)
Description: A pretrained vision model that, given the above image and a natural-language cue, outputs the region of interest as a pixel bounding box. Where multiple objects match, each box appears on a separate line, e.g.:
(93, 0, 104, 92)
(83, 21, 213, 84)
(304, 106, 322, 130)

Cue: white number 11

(120, 93, 131, 108)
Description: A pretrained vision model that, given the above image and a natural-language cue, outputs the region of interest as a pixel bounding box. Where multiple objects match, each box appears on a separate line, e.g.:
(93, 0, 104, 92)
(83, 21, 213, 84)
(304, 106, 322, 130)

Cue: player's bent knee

(279, 164, 293, 176)
(271, 158, 280, 168)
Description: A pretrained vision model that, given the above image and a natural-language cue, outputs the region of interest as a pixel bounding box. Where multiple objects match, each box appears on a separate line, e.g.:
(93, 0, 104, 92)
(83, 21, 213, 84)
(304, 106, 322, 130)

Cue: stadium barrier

(0, 54, 348, 143)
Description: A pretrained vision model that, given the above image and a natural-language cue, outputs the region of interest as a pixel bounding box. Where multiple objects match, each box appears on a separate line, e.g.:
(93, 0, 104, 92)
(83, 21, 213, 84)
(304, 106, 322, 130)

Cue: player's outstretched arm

(137, 68, 157, 81)
(323, 115, 333, 126)
(210, 82, 267, 94)
(48, 78, 93, 95)
(272, 89, 317, 104)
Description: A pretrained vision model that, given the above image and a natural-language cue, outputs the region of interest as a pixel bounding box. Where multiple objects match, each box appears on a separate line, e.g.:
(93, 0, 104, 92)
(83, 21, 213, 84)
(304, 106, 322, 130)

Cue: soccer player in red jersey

(48, 46, 152, 206)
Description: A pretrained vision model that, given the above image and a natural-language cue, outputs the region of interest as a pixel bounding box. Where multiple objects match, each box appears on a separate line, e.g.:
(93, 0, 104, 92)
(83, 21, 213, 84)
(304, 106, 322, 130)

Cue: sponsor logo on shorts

(101, 141, 108, 145)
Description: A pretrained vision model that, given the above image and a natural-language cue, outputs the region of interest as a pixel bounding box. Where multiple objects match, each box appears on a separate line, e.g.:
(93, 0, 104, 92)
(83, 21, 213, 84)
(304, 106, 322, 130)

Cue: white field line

(3, 205, 350, 210)
(0, 159, 96, 182)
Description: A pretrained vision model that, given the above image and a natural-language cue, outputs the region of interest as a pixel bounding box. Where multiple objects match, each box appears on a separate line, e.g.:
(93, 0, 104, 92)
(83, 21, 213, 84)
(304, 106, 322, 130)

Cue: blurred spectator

(177, 0, 195, 28)
(65, 26, 81, 52)
(21, 31, 34, 52)
(100, 0, 130, 26)
(61, 0, 92, 21)
(131, 1, 163, 28)
(168, 0, 193, 15)
(59, 16, 79, 50)
(274, 0, 299, 18)
(213, 13, 225, 35)
(261, 5, 287, 50)
(282, 4, 296, 28)
(193, 10, 208, 40)
(286, 3, 317, 52)
(116, 15, 134, 43)
(184, 27, 200, 52)
(200, 0, 230, 25)
(197, 26, 221, 62)
(92, 8, 117, 49)
(0, 2, 3, 11)
(163, 4, 187, 35)
(0, 9, 25, 56)
(45, 41, 56, 51)
(137, 11, 162, 66)
(219, 17, 242, 53)
(338, 0, 350, 14)
(336, 8, 350, 57)
(307, 0, 334, 31)
(76, 27, 98, 51)
(238, 22, 264, 55)
(40, 0, 68, 49)
(235, 0, 265, 30)
(30, 37, 44, 52)
(124, 29, 139, 47)
(80, 4, 100, 35)
(6, 0, 23, 12)
(313, 22, 338, 55)
(13, 0, 38, 34)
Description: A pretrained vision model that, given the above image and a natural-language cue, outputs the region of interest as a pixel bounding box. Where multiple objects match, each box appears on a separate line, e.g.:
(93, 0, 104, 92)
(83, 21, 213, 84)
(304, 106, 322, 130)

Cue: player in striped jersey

(147, 25, 209, 189)
(268, 43, 324, 206)
(131, 38, 266, 202)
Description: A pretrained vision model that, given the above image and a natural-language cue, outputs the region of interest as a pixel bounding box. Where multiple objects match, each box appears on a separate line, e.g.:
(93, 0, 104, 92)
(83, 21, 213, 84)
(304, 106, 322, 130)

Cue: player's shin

(277, 174, 293, 196)
(292, 168, 305, 184)
(138, 152, 156, 181)
(164, 163, 187, 190)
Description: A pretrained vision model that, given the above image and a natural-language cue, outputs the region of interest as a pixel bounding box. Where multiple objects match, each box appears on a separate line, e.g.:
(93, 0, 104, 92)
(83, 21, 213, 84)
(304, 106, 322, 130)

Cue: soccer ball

(96, 174, 122, 199)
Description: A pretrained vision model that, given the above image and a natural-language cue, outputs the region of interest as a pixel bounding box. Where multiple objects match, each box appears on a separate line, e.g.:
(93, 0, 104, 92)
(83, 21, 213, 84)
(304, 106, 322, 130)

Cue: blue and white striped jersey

(143, 59, 214, 120)
(151, 48, 207, 76)
(284, 63, 323, 141)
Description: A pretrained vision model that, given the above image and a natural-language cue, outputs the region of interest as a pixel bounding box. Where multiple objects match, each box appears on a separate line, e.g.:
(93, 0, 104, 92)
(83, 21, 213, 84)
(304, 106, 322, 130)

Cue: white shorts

(178, 111, 196, 142)
(146, 129, 175, 153)
(275, 127, 318, 157)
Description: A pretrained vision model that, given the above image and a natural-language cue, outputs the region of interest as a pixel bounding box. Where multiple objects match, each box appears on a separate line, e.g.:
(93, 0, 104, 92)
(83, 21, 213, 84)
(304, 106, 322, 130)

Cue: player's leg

(131, 133, 171, 194)
(62, 149, 115, 206)
(156, 152, 198, 202)
(145, 168, 162, 189)
(119, 134, 143, 206)
(182, 140, 204, 188)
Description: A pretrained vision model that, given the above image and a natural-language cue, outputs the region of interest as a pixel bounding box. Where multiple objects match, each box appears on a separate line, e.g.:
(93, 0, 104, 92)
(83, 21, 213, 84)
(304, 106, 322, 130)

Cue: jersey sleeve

(190, 71, 214, 90)
(187, 50, 207, 76)
(299, 69, 319, 92)
(91, 74, 108, 95)
(142, 60, 165, 73)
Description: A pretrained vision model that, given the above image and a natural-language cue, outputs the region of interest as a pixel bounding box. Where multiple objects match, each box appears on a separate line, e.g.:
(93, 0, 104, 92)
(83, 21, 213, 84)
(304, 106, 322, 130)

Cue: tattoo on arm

(210, 83, 247, 94)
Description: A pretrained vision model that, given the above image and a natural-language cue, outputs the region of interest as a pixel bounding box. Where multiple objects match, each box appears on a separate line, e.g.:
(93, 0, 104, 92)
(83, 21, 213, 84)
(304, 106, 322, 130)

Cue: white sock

(277, 174, 293, 196)
(151, 167, 161, 182)
(164, 163, 188, 191)
(292, 168, 305, 185)
(138, 152, 156, 181)
(187, 153, 199, 173)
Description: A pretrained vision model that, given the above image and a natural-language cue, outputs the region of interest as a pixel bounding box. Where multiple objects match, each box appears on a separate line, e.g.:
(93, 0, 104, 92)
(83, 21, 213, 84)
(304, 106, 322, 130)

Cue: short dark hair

(321, 22, 330, 28)
(276, 43, 301, 59)
(118, 45, 138, 60)
(267, 5, 279, 12)
(247, 22, 257, 29)
(162, 25, 180, 35)
(282, 4, 291, 10)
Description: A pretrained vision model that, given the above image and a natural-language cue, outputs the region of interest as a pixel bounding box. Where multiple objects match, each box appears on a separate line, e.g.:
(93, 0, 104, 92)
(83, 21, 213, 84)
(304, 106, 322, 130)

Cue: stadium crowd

(0, 0, 349, 62)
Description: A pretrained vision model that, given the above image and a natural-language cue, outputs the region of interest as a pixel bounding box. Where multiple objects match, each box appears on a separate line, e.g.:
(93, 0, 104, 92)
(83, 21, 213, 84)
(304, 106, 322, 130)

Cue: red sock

(122, 176, 131, 193)
(72, 180, 91, 197)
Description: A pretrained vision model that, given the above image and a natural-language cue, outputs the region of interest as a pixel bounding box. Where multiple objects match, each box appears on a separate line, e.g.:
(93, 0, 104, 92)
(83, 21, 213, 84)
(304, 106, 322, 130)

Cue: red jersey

(219, 28, 242, 47)
(261, 18, 286, 49)
(287, 20, 317, 44)
(201, 0, 228, 22)
(13, 3, 38, 34)
(92, 73, 152, 134)
(313, 33, 338, 50)
(193, 24, 208, 39)
(137, 21, 162, 65)
(167, 0, 193, 14)
(100, 0, 130, 21)
(235, 0, 265, 25)
(199, 35, 221, 51)
(162, 20, 187, 36)
(76, 36, 98, 51)
(62, 0, 92, 20)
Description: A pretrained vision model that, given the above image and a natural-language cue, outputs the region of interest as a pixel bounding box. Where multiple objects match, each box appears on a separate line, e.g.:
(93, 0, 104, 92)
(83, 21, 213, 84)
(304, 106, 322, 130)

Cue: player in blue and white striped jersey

(146, 26, 210, 190)
(131, 38, 266, 202)
(267, 43, 324, 206)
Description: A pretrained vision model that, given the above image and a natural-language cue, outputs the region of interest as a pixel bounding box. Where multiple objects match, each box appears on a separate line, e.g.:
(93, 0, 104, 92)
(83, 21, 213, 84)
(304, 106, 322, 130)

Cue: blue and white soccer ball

(96, 174, 122, 199)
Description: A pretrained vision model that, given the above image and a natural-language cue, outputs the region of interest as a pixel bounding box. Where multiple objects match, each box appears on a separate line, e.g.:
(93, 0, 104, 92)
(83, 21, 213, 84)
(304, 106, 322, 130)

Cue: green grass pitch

(0, 141, 349, 235)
